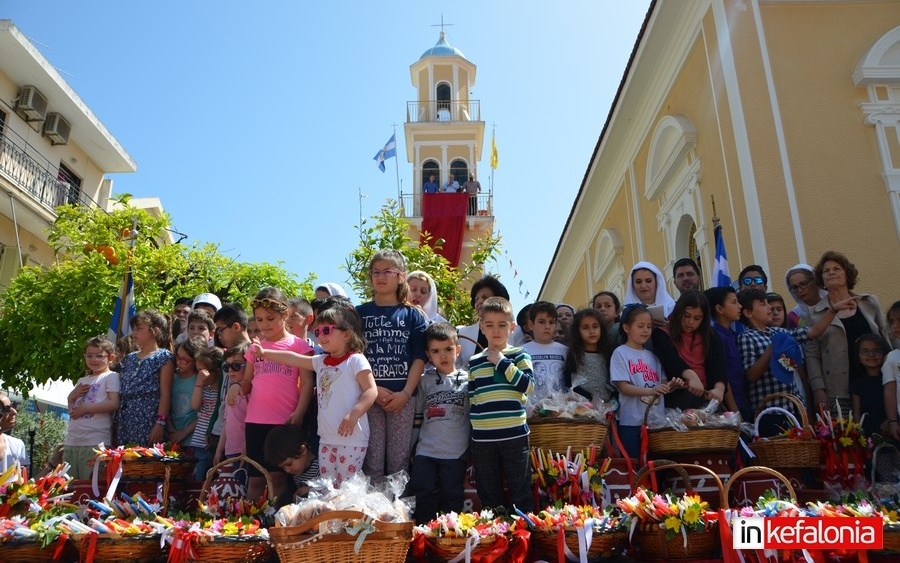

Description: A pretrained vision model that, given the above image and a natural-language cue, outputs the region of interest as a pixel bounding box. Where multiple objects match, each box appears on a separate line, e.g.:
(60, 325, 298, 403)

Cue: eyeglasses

(251, 297, 288, 310)
(84, 353, 109, 360)
(858, 349, 884, 357)
(223, 362, 247, 372)
(314, 325, 344, 338)
(742, 276, 766, 286)
(370, 269, 401, 278)
(1, 401, 19, 414)
(214, 325, 231, 334)
(789, 279, 812, 293)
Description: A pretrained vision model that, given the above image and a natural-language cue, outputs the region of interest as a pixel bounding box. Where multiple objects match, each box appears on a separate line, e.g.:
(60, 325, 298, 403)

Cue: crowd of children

(50, 247, 899, 526)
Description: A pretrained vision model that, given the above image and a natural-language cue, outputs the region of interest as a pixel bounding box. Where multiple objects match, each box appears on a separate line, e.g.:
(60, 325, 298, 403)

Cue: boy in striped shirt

(468, 297, 535, 513)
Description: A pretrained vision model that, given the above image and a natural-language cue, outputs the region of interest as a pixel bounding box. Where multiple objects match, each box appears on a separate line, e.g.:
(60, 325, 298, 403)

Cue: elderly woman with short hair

(806, 251, 892, 412)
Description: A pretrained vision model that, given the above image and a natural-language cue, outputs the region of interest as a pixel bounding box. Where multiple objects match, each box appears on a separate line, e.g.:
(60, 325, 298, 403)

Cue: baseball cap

(192, 293, 222, 312)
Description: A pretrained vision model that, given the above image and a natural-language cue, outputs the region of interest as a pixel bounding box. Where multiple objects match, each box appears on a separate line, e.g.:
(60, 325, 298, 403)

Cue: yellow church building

(541, 0, 900, 308)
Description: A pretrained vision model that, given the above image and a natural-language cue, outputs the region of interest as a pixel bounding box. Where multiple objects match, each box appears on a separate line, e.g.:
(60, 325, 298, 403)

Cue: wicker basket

(74, 533, 165, 562)
(642, 397, 740, 457)
(97, 454, 194, 482)
(532, 527, 627, 561)
(177, 456, 276, 562)
(270, 509, 412, 563)
(748, 393, 821, 468)
(529, 417, 607, 452)
(724, 465, 797, 507)
(198, 455, 273, 509)
(0, 537, 77, 562)
(424, 534, 499, 562)
(883, 525, 900, 552)
(631, 461, 725, 560)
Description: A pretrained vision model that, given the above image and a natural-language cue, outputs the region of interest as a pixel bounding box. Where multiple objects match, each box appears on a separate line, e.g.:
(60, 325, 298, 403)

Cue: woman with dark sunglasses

(0, 393, 28, 477)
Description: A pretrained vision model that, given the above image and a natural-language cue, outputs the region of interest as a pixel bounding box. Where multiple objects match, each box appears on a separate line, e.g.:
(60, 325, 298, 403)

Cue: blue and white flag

(712, 224, 732, 288)
(107, 266, 135, 342)
(373, 133, 397, 172)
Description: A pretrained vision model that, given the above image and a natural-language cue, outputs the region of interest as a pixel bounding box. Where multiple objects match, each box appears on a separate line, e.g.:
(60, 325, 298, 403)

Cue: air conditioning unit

(43, 113, 71, 145)
(16, 86, 48, 121)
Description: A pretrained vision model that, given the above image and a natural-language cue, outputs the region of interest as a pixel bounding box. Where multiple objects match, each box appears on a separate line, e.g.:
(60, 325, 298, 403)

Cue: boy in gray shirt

(408, 322, 470, 523)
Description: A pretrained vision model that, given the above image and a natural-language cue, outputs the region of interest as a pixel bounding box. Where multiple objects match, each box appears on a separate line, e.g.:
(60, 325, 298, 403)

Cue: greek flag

(713, 224, 732, 288)
(107, 266, 135, 342)
(373, 133, 397, 173)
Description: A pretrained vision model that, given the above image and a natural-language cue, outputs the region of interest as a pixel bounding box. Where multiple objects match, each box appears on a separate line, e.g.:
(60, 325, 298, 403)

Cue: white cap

(192, 292, 222, 312)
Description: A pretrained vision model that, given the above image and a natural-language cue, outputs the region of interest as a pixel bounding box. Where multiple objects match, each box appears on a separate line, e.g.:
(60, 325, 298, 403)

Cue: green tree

(11, 409, 68, 473)
(0, 198, 313, 392)
(344, 199, 501, 325)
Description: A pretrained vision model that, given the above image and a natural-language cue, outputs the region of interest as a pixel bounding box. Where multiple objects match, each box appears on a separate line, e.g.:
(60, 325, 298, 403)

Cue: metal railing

(0, 126, 96, 212)
(406, 100, 481, 123)
(399, 192, 493, 219)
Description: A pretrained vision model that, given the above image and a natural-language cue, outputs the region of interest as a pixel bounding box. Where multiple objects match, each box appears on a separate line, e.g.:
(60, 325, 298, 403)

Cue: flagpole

(112, 217, 138, 342)
(392, 123, 401, 202)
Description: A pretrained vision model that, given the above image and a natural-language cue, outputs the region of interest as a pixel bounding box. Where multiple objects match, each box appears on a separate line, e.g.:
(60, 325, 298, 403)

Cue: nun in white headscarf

(406, 270, 446, 323)
(314, 282, 348, 299)
(622, 261, 677, 318)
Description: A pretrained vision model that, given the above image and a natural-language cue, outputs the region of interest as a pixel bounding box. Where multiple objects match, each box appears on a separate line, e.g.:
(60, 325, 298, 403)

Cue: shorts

(244, 422, 285, 477)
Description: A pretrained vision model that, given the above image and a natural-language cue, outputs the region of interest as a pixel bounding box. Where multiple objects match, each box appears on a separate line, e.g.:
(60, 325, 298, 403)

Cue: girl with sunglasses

(355, 250, 427, 482)
(216, 342, 250, 466)
(239, 287, 314, 501)
(252, 306, 377, 487)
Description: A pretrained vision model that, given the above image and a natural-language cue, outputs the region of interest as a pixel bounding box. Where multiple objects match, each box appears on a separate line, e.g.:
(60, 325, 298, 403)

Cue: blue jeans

(192, 446, 212, 482)
(408, 455, 467, 524)
(618, 425, 642, 460)
(470, 436, 533, 513)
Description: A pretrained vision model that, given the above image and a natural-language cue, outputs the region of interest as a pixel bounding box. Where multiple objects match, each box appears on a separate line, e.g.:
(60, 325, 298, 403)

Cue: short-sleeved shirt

(356, 302, 427, 393)
(244, 335, 313, 424)
(66, 371, 121, 447)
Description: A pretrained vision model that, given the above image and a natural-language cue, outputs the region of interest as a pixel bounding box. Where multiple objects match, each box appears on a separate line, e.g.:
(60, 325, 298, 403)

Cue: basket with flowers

(515, 503, 628, 562)
(531, 445, 608, 507)
(749, 393, 821, 468)
(617, 462, 724, 560)
(412, 509, 529, 562)
(878, 493, 900, 552)
(814, 403, 871, 490)
(159, 514, 272, 563)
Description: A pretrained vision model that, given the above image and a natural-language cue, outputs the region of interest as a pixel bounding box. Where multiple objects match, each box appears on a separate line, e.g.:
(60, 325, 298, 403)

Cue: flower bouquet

(0, 462, 72, 518)
(412, 509, 529, 562)
(515, 503, 628, 561)
(531, 445, 608, 507)
(814, 402, 871, 491)
(878, 494, 900, 552)
(617, 487, 719, 560)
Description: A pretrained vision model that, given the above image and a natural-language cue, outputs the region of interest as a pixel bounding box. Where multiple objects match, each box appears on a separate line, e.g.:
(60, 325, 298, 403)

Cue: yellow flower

(457, 512, 477, 532)
(683, 504, 701, 525)
(222, 522, 239, 535)
(665, 516, 681, 533)
(839, 437, 853, 448)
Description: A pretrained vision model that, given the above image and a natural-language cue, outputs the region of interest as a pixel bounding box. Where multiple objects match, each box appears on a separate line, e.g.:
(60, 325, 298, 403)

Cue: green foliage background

(11, 409, 68, 472)
(0, 198, 313, 392)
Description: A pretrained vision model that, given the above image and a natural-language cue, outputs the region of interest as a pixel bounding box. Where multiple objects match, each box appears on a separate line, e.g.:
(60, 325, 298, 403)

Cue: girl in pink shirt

(238, 287, 313, 501)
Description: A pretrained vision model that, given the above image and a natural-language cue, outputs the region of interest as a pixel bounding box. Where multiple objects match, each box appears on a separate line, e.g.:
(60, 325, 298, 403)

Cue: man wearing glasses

(738, 265, 769, 293)
(0, 393, 28, 475)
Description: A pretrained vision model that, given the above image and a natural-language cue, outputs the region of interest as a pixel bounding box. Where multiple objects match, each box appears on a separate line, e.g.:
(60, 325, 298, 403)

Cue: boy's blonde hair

(481, 296, 514, 321)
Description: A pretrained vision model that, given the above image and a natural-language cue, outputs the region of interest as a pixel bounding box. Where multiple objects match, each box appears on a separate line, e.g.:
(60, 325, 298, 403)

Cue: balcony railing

(406, 100, 481, 123)
(0, 127, 95, 212)
(399, 192, 493, 219)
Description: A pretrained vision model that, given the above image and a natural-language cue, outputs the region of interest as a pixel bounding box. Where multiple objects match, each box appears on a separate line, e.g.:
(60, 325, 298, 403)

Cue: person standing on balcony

(423, 175, 439, 194)
(442, 174, 459, 193)
(462, 173, 481, 215)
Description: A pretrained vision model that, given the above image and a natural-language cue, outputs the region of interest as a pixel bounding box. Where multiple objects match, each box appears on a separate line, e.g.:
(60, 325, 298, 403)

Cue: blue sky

(5, 1, 651, 312)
